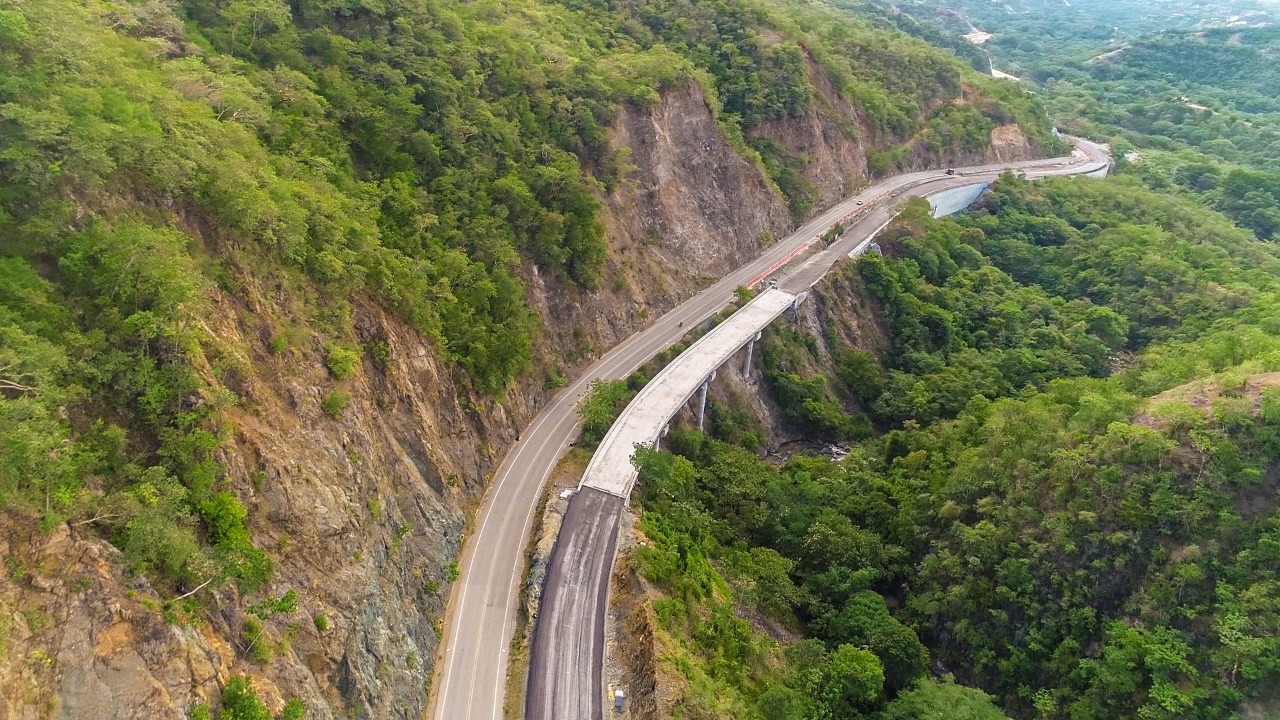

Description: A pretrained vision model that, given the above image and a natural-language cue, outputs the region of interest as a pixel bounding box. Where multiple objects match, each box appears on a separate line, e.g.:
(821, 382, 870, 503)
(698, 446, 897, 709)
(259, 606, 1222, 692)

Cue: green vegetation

(753, 138, 819, 217)
(242, 617, 272, 664)
(277, 700, 304, 720)
(872, 0, 1280, 77)
(882, 678, 1011, 720)
(631, 176, 1280, 719)
(761, 327, 871, 440)
(1040, 27, 1280, 242)
(215, 676, 303, 720)
(548, 0, 1064, 193)
(874, 0, 1280, 244)
(241, 590, 296, 664)
(198, 491, 273, 592)
(249, 589, 298, 619)
(0, 0, 1052, 609)
(325, 344, 361, 380)
(577, 379, 637, 449)
(320, 390, 351, 420)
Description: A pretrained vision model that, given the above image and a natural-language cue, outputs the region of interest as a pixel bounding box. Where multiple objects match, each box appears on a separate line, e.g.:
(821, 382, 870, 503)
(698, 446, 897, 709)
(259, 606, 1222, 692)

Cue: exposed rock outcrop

(1, 521, 229, 719)
(750, 54, 878, 210)
(986, 123, 1037, 163)
(606, 84, 794, 279)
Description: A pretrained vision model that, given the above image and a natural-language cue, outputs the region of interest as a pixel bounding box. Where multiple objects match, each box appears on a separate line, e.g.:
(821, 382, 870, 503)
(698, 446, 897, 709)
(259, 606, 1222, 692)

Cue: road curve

(428, 138, 1111, 720)
(523, 488, 623, 720)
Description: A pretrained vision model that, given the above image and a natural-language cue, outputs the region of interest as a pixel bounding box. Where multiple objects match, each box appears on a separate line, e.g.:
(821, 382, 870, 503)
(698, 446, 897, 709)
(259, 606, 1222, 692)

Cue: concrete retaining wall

(926, 182, 993, 218)
(1084, 164, 1112, 179)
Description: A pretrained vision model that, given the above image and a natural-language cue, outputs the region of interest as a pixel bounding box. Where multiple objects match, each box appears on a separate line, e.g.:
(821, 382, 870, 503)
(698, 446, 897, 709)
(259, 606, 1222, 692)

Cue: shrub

(250, 589, 298, 619)
(242, 618, 271, 664)
(578, 379, 635, 448)
(220, 676, 270, 719)
(278, 699, 305, 720)
(198, 491, 272, 592)
(321, 390, 351, 420)
(367, 340, 390, 365)
(325, 344, 361, 380)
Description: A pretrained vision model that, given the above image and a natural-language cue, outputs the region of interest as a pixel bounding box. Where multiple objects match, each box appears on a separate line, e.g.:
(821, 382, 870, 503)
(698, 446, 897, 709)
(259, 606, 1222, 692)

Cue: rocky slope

(751, 56, 1039, 211)
(0, 60, 1046, 720)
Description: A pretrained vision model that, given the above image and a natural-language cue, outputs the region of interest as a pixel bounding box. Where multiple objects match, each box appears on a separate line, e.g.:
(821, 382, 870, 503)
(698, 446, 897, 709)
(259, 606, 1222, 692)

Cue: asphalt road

(523, 488, 624, 720)
(428, 138, 1111, 720)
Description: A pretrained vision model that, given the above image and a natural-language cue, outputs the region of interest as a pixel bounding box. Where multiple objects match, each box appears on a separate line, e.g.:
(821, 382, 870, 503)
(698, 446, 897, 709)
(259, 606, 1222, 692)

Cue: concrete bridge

(523, 139, 1112, 720)
(432, 135, 1112, 720)
(525, 288, 802, 720)
(578, 288, 801, 498)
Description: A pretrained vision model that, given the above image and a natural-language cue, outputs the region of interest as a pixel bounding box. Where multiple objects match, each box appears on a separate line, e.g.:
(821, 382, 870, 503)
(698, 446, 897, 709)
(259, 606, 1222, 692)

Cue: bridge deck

(579, 288, 797, 497)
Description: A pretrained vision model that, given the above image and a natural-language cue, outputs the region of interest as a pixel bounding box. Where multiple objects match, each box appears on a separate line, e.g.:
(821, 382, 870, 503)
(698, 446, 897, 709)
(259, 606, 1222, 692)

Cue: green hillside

(632, 176, 1280, 720)
(0, 0, 1053, 621)
(839, 0, 1280, 247)
(860, 0, 1280, 73)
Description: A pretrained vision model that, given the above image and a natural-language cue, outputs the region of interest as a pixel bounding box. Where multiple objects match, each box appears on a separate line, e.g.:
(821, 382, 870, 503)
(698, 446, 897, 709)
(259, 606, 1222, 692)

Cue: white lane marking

(487, 415, 576, 719)
(445, 399, 562, 717)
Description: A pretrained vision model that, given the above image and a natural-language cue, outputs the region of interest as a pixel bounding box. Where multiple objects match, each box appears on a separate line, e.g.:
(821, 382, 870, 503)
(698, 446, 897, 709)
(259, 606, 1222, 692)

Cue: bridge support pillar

(785, 291, 808, 318)
(696, 371, 717, 432)
(655, 424, 668, 451)
(743, 331, 762, 375)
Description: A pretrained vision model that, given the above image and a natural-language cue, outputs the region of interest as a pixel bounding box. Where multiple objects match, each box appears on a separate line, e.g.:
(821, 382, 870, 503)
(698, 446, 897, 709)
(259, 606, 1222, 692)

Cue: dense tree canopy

(629, 177, 1280, 719)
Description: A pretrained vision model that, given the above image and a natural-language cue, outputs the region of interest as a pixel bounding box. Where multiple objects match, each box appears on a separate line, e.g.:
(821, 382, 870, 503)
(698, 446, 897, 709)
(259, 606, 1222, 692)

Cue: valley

(0, 0, 1277, 718)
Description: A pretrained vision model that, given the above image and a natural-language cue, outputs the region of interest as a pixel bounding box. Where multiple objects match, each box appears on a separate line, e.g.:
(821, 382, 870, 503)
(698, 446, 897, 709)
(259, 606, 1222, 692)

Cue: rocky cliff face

(2, 520, 228, 720)
(750, 54, 880, 210)
(0, 69, 1043, 719)
(2, 293, 520, 720)
(605, 84, 795, 280)
(523, 82, 797, 366)
(911, 120, 1037, 168)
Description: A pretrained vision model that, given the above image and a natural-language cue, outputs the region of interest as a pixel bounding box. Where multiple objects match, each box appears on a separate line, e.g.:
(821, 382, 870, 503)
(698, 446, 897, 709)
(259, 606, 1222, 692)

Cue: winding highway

(429, 138, 1112, 720)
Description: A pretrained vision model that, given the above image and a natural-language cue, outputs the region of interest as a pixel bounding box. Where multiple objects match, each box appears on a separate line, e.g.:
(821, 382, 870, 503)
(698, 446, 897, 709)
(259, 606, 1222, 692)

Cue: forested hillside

(623, 176, 1280, 720)
(1044, 27, 1280, 167)
(1033, 31, 1280, 254)
(605, 5, 1280, 719)
(868, 0, 1280, 74)
(863, 0, 1280, 254)
(0, 0, 1063, 714)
